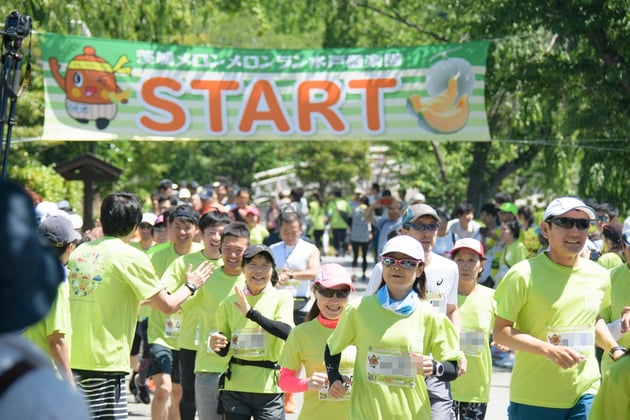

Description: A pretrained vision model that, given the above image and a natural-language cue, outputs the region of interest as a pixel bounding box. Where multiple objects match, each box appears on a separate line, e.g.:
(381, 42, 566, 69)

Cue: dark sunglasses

(403, 223, 440, 232)
(315, 286, 351, 299)
(598, 215, 609, 222)
(547, 217, 591, 230)
(381, 256, 421, 270)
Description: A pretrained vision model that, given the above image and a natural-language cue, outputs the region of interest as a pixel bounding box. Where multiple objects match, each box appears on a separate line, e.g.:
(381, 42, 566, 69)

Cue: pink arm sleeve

(279, 367, 309, 393)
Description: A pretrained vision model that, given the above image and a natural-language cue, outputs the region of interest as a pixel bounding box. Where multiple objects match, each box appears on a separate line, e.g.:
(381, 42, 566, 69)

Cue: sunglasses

(403, 223, 440, 232)
(598, 215, 609, 222)
(547, 217, 591, 230)
(315, 286, 351, 299)
(381, 256, 421, 270)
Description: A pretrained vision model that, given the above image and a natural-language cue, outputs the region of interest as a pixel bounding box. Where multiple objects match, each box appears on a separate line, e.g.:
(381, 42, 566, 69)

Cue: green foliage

(1, 0, 628, 216)
(8, 148, 82, 206)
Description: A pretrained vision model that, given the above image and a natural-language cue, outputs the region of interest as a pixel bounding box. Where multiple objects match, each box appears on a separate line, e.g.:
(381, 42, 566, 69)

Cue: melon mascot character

(49, 46, 131, 130)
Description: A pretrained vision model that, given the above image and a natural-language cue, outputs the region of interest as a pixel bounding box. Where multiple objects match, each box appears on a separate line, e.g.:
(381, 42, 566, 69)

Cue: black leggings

(351, 241, 369, 274)
(179, 348, 197, 420)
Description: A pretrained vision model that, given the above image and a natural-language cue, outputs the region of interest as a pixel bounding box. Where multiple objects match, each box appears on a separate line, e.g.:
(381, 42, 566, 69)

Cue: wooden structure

(55, 153, 121, 229)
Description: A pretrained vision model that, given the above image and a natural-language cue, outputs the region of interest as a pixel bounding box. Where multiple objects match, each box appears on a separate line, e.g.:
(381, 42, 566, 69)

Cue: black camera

(2, 10, 32, 39)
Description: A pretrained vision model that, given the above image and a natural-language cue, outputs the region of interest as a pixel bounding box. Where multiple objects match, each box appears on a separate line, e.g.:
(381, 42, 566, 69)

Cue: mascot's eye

(73, 72, 84, 87)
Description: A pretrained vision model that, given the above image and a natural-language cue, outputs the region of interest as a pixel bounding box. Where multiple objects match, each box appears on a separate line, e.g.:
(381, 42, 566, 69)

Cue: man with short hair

(271, 210, 321, 413)
(169, 211, 232, 420)
(148, 205, 204, 420)
(493, 197, 624, 420)
(189, 221, 251, 420)
(365, 198, 404, 256)
(68, 193, 213, 419)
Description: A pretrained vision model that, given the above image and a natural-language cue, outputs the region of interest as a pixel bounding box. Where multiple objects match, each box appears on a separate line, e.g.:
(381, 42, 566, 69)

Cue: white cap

(380, 236, 425, 261)
(141, 212, 157, 226)
(68, 213, 83, 230)
(178, 188, 191, 199)
(543, 197, 595, 221)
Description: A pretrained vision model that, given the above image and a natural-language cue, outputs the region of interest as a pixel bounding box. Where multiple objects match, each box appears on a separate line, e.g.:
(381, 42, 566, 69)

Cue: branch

(430, 140, 449, 183)
(488, 146, 541, 192)
(583, 29, 630, 93)
(352, 1, 449, 43)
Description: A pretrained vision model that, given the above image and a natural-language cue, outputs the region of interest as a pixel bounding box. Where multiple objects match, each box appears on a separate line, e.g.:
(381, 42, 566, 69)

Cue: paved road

(127, 254, 511, 419)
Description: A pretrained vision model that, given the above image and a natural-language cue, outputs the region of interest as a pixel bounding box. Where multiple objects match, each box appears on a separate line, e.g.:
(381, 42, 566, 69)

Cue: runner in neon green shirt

(68, 193, 213, 419)
(209, 244, 294, 419)
(326, 236, 461, 419)
(190, 221, 250, 420)
(23, 215, 80, 384)
(279, 263, 356, 420)
(589, 349, 630, 420)
(449, 238, 496, 419)
(493, 197, 625, 419)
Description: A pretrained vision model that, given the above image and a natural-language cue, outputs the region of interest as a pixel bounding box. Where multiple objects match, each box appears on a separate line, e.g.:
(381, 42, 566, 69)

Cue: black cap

(243, 244, 275, 262)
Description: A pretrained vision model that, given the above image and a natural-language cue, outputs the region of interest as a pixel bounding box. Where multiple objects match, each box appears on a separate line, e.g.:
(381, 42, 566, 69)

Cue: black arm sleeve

(246, 308, 292, 340)
(432, 360, 459, 382)
(324, 344, 343, 386)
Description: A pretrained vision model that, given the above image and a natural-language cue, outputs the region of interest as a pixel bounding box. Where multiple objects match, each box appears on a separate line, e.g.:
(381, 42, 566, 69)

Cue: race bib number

(365, 347, 418, 388)
(547, 325, 594, 355)
(164, 313, 182, 338)
(460, 329, 486, 357)
(231, 329, 266, 357)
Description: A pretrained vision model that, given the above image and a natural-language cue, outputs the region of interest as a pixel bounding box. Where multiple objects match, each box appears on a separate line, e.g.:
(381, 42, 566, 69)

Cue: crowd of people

(6, 176, 630, 420)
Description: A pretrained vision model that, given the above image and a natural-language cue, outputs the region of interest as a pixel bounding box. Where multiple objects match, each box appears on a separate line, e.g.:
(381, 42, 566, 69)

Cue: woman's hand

(328, 375, 352, 399)
(233, 286, 251, 316)
(307, 372, 328, 391)
(209, 332, 228, 352)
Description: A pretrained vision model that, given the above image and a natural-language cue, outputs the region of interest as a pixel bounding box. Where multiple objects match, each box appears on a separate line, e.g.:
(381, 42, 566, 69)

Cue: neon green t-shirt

(146, 241, 170, 256)
(279, 318, 355, 420)
(216, 288, 294, 393)
(597, 252, 624, 271)
(494, 253, 611, 408)
(130, 241, 154, 252)
(327, 295, 461, 420)
(190, 268, 245, 373)
(326, 198, 351, 229)
(23, 280, 72, 366)
(599, 263, 630, 374)
(249, 224, 270, 245)
(68, 237, 163, 372)
(148, 242, 204, 349)
(159, 251, 224, 350)
(451, 285, 495, 403)
(589, 353, 630, 420)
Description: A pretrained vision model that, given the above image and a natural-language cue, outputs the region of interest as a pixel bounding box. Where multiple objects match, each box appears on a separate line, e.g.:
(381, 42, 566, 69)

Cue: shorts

(147, 343, 181, 383)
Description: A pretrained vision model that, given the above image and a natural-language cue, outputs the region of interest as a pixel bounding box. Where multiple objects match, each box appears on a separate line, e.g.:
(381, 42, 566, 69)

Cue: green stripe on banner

(39, 32, 491, 141)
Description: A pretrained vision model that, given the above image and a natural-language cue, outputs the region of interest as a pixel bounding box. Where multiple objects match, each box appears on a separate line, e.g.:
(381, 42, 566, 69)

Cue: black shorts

(147, 343, 181, 383)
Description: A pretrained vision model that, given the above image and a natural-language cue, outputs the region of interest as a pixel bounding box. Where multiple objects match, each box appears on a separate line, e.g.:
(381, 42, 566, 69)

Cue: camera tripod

(0, 11, 31, 180)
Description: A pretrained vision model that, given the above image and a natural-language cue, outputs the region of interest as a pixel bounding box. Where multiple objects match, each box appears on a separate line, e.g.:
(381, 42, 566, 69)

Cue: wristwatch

(184, 282, 197, 296)
(609, 345, 627, 360)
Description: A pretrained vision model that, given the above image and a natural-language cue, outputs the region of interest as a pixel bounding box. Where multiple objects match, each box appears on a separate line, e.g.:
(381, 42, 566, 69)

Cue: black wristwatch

(609, 345, 627, 360)
(184, 282, 197, 295)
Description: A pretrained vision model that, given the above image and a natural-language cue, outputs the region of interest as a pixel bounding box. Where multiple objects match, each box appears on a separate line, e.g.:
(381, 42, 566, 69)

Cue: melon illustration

(417, 94, 469, 134)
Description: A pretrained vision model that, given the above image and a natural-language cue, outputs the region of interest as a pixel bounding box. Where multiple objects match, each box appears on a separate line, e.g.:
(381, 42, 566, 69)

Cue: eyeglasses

(403, 223, 440, 232)
(547, 217, 591, 230)
(315, 286, 351, 299)
(381, 256, 421, 270)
